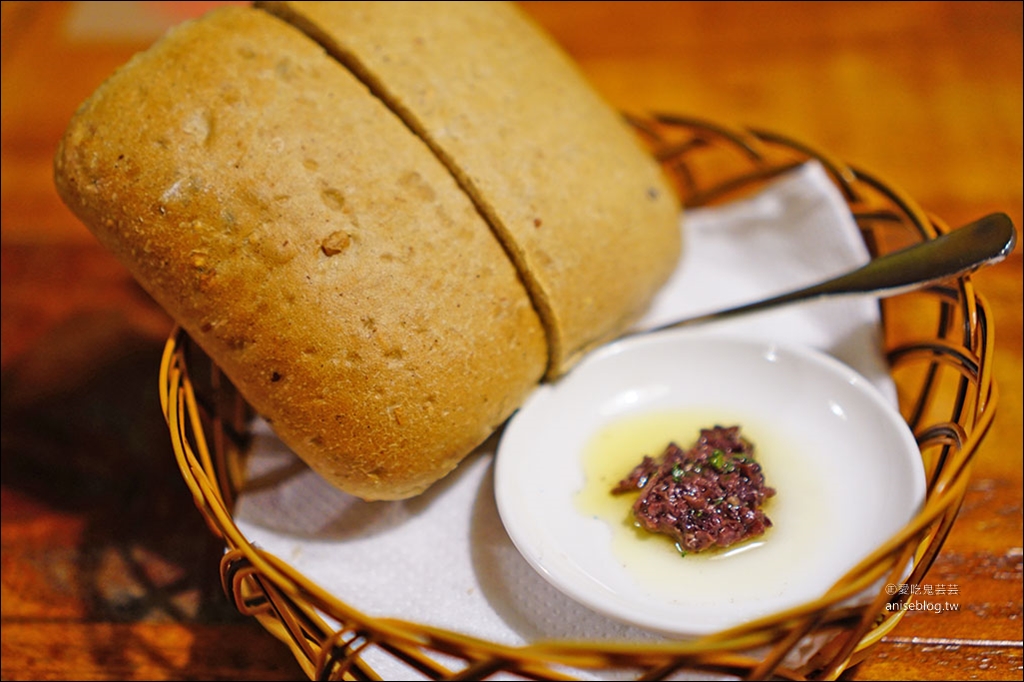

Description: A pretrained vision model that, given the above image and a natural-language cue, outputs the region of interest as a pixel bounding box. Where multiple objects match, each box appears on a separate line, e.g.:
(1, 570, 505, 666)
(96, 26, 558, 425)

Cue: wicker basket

(159, 115, 999, 680)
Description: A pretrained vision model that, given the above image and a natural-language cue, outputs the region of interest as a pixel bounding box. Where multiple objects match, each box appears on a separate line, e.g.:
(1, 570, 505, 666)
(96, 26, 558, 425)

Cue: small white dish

(494, 331, 925, 637)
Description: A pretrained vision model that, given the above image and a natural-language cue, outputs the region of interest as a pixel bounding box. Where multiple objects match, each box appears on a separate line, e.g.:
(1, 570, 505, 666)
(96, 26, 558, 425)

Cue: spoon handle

(646, 212, 1017, 333)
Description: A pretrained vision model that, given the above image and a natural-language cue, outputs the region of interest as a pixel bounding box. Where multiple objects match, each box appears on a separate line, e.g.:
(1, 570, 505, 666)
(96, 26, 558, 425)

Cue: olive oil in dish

(576, 409, 833, 607)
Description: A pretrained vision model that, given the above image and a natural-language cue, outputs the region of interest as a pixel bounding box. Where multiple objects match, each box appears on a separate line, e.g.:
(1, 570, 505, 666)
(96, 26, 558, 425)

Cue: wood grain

(2, 2, 1020, 680)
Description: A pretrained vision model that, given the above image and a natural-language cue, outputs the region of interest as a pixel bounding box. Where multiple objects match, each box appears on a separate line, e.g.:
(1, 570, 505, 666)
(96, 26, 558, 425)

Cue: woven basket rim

(160, 114, 1000, 681)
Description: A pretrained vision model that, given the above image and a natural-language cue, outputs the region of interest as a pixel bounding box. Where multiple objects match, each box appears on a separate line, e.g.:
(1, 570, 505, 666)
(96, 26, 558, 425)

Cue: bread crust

(53, 6, 547, 500)
(258, 1, 682, 377)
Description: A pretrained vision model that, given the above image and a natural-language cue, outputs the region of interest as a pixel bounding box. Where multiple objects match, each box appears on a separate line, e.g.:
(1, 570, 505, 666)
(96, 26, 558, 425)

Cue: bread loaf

(257, 1, 682, 375)
(53, 2, 681, 500)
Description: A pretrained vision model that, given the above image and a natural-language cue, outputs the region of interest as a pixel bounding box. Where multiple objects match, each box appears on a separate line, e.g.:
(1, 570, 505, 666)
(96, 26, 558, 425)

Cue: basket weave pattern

(159, 116, 998, 680)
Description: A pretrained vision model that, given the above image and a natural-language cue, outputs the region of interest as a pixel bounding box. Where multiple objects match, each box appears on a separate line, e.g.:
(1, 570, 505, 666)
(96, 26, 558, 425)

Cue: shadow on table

(0, 310, 304, 679)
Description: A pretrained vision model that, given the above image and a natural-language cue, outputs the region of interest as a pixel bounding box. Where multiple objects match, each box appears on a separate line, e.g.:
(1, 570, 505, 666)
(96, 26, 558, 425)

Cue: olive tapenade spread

(612, 425, 775, 554)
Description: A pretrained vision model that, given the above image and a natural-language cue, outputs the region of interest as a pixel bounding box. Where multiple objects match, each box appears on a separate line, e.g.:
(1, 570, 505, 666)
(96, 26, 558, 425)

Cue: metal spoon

(640, 212, 1017, 334)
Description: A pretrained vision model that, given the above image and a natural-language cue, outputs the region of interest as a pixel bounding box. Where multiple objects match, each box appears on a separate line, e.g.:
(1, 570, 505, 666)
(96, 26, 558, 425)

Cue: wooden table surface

(2, 2, 1021, 680)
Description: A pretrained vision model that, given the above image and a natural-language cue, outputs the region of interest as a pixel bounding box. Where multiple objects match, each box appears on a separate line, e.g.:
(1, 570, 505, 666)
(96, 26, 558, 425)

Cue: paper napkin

(233, 160, 895, 679)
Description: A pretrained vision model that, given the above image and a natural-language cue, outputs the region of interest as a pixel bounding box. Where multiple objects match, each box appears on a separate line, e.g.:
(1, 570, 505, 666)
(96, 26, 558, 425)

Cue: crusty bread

(54, 2, 683, 500)
(53, 6, 547, 500)
(257, 1, 682, 377)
